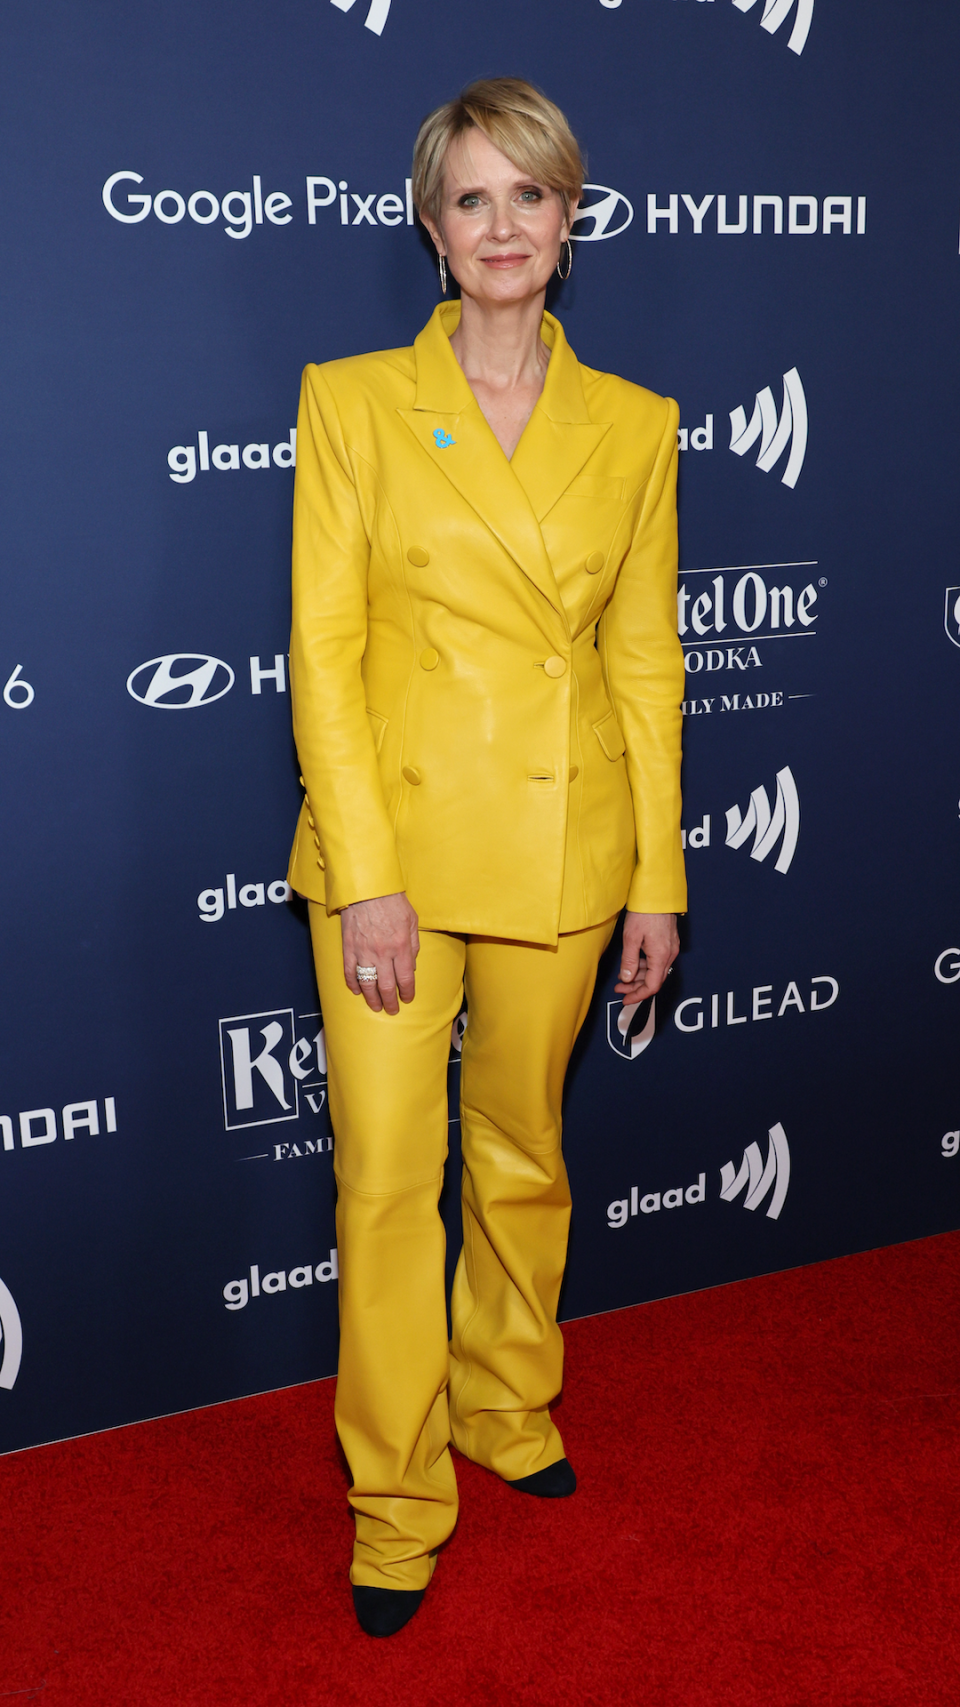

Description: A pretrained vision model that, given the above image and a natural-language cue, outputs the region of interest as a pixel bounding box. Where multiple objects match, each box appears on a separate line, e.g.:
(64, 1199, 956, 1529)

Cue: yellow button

(407, 547, 430, 567)
(298, 775, 305, 787)
(312, 833, 321, 849)
(419, 647, 439, 671)
(570, 765, 579, 780)
(402, 765, 422, 785)
(316, 855, 325, 870)
(543, 655, 566, 679)
(307, 813, 316, 828)
(585, 551, 604, 574)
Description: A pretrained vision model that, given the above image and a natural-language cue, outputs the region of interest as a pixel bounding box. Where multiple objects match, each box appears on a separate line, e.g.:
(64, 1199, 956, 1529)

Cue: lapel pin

(433, 428, 456, 449)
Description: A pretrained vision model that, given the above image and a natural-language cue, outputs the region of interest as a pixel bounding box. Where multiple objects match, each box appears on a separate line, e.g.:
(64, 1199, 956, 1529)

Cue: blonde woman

(288, 78, 685, 1636)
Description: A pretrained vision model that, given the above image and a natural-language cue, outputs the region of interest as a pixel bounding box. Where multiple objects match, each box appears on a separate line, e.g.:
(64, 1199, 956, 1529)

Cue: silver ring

(356, 965, 378, 984)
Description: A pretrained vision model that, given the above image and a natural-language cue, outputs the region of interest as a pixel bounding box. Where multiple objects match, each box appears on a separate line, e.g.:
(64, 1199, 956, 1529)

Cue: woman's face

(423, 127, 571, 307)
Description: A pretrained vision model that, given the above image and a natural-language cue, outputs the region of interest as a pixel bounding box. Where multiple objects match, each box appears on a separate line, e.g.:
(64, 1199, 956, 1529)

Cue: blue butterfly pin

(433, 427, 456, 449)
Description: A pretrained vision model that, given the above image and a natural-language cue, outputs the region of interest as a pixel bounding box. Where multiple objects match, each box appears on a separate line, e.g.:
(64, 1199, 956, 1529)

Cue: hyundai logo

(571, 184, 634, 242)
(126, 654, 235, 709)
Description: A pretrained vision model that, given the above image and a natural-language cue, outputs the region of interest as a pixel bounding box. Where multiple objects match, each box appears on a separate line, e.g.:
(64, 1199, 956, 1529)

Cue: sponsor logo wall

(0, 0, 957, 1453)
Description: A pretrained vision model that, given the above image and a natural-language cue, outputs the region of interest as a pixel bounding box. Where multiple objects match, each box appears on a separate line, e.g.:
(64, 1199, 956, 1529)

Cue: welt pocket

(564, 474, 626, 501)
(366, 708, 388, 753)
(592, 710, 626, 761)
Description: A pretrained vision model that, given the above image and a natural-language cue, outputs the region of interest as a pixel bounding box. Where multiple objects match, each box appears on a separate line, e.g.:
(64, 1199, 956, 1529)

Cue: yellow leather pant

(309, 903, 617, 1590)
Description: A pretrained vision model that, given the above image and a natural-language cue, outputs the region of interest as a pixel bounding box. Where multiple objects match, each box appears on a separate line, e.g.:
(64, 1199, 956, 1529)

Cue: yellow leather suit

(288, 302, 686, 1588)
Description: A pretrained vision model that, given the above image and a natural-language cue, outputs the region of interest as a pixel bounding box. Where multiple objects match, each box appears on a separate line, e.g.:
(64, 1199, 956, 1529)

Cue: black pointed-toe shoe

(352, 1584, 426, 1637)
(506, 1456, 577, 1498)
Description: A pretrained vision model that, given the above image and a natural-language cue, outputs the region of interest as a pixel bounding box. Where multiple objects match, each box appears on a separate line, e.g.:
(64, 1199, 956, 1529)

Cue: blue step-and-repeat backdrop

(1, 1, 958, 1454)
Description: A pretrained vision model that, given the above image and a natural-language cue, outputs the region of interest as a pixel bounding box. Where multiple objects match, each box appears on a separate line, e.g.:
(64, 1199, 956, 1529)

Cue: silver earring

(556, 239, 573, 282)
(438, 254, 448, 296)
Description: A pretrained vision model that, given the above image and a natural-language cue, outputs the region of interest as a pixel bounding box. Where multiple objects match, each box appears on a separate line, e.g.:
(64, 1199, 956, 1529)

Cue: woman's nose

(486, 199, 520, 240)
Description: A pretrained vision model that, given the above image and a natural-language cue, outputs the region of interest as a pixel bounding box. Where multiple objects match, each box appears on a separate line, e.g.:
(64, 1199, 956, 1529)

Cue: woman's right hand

(341, 892, 420, 1014)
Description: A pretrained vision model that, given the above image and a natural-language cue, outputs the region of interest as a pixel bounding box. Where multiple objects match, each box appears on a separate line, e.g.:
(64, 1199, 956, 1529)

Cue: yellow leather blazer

(288, 301, 686, 945)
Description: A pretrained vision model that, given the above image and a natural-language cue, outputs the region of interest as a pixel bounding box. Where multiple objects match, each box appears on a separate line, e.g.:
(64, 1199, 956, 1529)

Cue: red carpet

(1, 1233, 958, 1706)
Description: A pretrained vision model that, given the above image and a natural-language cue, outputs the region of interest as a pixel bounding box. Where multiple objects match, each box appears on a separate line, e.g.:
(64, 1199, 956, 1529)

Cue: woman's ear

(419, 211, 444, 256)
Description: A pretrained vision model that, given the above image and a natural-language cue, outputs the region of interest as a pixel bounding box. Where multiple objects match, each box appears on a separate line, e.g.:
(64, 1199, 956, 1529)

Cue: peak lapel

(397, 304, 568, 635)
(510, 314, 611, 521)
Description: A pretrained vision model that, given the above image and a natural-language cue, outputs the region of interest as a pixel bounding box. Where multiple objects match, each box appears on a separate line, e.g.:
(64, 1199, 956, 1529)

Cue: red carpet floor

(1, 1232, 958, 1706)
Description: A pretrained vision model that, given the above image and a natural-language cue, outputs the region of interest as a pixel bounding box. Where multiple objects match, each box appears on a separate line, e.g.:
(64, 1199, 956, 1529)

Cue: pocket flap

(564, 474, 625, 501)
(593, 710, 626, 761)
(366, 708, 388, 753)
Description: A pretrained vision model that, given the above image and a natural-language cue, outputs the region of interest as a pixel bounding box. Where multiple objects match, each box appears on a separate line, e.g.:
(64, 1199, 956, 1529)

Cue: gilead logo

(0, 1276, 22, 1389)
(606, 996, 656, 1059)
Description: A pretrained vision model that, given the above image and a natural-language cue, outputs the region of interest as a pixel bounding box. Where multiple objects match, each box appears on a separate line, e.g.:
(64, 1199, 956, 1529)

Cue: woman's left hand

(615, 912, 679, 1000)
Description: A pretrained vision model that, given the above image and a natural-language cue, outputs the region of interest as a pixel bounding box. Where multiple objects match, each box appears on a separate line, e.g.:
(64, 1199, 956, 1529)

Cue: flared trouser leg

(308, 903, 466, 1591)
(448, 917, 617, 1481)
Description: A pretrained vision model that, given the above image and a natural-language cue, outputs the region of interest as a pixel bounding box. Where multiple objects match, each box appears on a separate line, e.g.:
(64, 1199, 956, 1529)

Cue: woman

(288, 78, 685, 1637)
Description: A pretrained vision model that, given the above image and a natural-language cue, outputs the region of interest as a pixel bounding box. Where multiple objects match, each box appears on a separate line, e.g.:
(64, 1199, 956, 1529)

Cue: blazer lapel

(510, 315, 612, 522)
(397, 304, 569, 634)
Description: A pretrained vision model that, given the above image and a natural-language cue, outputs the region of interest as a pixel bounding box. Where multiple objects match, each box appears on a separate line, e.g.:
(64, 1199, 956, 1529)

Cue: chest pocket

(563, 475, 626, 502)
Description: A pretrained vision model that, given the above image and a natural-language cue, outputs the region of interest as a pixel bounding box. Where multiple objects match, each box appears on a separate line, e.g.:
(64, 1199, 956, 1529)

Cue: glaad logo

(944, 588, 960, 649)
(329, 0, 391, 36)
(725, 766, 800, 874)
(730, 369, 807, 488)
(168, 430, 296, 484)
(732, 0, 813, 57)
(0, 1275, 22, 1390)
(219, 1009, 327, 1131)
(720, 1122, 791, 1219)
(224, 1253, 338, 1309)
(608, 1173, 706, 1227)
(607, 996, 656, 1059)
(571, 185, 634, 242)
(198, 875, 291, 922)
(127, 655, 234, 709)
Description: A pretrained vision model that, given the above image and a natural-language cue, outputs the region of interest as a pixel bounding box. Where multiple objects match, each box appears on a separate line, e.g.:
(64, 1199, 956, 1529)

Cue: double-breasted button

(585, 551, 604, 574)
(298, 775, 305, 787)
(402, 764, 422, 785)
(543, 655, 567, 679)
(569, 765, 579, 780)
(407, 547, 430, 567)
(312, 833, 321, 849)
(419, 647, 439, 671)
(307, 813, 316, 828)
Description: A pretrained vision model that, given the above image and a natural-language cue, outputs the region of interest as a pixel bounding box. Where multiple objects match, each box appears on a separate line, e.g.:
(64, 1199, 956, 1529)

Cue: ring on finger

(356, 965, 378, 984)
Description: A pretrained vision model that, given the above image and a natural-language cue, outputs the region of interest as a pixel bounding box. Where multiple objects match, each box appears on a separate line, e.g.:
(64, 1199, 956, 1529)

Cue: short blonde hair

(412, 78, 584, 227)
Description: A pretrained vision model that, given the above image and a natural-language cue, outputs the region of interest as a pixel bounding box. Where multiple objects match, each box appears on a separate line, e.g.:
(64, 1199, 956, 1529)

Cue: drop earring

(438, 254, 448, 296)
(556, 239, 573, 282)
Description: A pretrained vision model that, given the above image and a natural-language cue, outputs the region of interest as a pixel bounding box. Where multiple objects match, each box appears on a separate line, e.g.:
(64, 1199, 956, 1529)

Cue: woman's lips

(480, 253, 531, 268)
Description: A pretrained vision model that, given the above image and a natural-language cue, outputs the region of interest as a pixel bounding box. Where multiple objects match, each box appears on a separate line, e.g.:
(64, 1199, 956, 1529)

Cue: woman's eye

(459, 194, 481, 209)
(519, 189, 543, 203)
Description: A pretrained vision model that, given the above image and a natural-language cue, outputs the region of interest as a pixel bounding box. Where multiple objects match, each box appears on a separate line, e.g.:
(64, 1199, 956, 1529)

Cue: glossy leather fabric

(288, 302, 686, 941)
(309, 903, 616, 1590)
